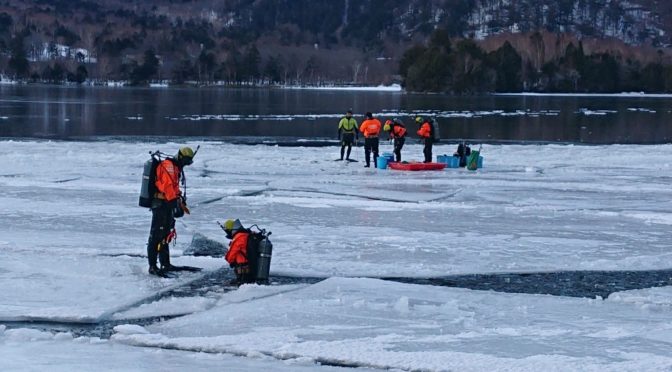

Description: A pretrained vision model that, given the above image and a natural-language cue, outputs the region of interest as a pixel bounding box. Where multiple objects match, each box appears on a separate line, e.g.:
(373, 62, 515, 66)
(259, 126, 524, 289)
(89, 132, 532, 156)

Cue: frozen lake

(1, 140, 672, 370)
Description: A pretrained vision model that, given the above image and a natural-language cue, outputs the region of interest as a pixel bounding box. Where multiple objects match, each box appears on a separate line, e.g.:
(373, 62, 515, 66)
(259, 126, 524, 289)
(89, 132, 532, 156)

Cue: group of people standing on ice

(337, 109, 437, 167)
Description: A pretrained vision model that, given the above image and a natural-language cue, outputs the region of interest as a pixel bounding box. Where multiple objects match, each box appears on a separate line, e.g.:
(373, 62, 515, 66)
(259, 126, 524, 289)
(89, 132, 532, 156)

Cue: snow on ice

(112, 277, 672, 371)
(1, 140, 672, 370)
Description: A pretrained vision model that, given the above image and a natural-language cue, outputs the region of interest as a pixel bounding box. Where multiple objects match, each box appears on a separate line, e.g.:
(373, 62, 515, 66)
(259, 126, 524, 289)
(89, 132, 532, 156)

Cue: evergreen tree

(399, 45, 427, 78)
(304, 55, 319, 84)
(488, 41, 523, 92)
(451, 39, 487, 93)
(640, 62, 665, 93)
(429, 29, 451, 54)
(243, 45, 261, 82)
(75, 65, 88, 84)
(130, 50, 160, 85)
(198, 50, 216, 82)
(264, 55, 284, 84)
(0, 12, 13, 35)
(8, 36, 29, 78)
(172, 59, 195, 83)
(224, 47, 242, 83)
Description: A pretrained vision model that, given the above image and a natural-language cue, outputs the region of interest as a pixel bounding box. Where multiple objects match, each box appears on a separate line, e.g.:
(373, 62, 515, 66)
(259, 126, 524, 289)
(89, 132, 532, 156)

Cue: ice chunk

(113, 324, 150, 335)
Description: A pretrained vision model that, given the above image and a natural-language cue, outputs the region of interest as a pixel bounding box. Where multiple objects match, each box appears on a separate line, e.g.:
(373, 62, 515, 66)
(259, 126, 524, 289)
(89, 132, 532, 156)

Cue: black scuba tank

(430, 118, 441, 142)
(244, 228, 273, 284)
(139, 153, 160, 208)
(254, 234, 273, 284)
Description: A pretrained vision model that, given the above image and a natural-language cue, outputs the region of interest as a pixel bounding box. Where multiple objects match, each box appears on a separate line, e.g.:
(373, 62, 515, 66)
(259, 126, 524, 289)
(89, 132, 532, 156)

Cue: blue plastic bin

(382, 152, 394, 162)
(376, 156, 388, 169)
(449, 156, 460, 168)
(437, 155, 460, 168)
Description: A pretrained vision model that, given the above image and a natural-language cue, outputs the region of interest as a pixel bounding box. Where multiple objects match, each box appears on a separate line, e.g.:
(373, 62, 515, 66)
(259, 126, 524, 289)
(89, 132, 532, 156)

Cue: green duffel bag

(467, 146, 481, 171)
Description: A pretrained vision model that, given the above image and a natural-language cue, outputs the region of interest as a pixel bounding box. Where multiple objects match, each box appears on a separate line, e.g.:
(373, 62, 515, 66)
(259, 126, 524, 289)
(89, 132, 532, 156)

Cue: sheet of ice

(3, 140, 672, 321)
(282, 84, 402, 91)
(113, 278, 672, 371)
(0, 252, 222, 322)
(0, 328, 346, 371)
(627, 108, 657, 113)
(608, 286, 672, 309)
(496, 92, 672, 98)
(576, 108, 618, 116)
(167, 109, 569, 122)
(381, 108, 561, 118)
(112, 296, 218, 320)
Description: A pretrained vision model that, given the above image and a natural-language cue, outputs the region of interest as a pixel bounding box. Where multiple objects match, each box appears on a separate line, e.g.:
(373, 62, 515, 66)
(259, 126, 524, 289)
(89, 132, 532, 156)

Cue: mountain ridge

(0, 0, 671, 90)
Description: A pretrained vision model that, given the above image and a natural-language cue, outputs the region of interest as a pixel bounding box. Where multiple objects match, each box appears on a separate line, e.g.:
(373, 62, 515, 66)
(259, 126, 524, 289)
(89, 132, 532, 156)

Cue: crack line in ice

(113, 337, 395, 371)
(269, 188, 427, 204)
(53, 177, 82, 183)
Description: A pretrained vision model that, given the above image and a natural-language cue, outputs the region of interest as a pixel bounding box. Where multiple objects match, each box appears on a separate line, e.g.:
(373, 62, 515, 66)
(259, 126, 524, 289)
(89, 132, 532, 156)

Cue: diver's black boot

(148, 266, 164, 277)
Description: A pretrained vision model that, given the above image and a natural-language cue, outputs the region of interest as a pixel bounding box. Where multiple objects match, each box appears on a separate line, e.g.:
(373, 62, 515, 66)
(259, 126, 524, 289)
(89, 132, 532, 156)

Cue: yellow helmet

(415, 116, 423, 124)
(177, 146, 194, 165)
(222, 218, 243, 238)
(223, 219, 235, 231)
(224, 218, 244, 234)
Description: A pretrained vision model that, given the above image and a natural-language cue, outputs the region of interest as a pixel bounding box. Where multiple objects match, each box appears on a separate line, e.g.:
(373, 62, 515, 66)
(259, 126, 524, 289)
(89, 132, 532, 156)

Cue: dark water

(6, 268, 672, 339)
(384, 269, 672, 299)
(1, 85, 671, 143)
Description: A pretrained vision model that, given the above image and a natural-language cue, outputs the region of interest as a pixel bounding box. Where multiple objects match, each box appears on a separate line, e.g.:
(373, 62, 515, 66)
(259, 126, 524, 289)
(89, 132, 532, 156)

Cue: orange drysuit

(155, 159, 181, 202)
(417, 122, 432, 138)
(359, 119, 382, 138)
(225, 232, 250, 265)
(391, 124, 407, 138)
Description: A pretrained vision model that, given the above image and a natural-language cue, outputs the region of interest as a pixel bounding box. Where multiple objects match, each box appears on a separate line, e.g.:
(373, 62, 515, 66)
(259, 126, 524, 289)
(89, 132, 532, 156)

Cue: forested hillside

(1, 0, 672, 92)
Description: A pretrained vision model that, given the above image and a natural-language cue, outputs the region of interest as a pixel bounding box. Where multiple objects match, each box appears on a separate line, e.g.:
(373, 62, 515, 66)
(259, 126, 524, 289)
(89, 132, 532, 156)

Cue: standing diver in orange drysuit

(222, 219, 255, 285)
(359, 112, 382, 168)
(384, 118, 407, 162)
(416, 116, 434, 163)
(147, 147, 194, 276)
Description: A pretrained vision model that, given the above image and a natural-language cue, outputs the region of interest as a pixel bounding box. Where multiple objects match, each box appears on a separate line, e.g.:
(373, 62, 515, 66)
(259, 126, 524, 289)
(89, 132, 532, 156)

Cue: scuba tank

(139, 151, 161, 208)
(430, 117, 441, 142)
(220, 223, 273, 285)
(254, 232, 273, 284)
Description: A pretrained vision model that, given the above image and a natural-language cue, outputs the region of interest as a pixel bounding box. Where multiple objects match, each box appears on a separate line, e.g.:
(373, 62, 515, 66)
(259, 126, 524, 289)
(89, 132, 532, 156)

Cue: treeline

(2, 0, 442, 86)
(401, 29, 672, 93)
(1, 25, 336, 86)
(2, 0, 672, 92)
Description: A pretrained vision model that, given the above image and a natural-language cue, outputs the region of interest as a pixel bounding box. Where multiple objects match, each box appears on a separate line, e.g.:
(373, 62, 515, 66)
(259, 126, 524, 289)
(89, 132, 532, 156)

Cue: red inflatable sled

(387, 162, 447, 171)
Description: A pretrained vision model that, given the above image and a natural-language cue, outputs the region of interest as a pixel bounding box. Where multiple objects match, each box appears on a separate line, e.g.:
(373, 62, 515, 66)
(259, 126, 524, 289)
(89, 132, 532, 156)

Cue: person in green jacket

(337, 109, 358, 161)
